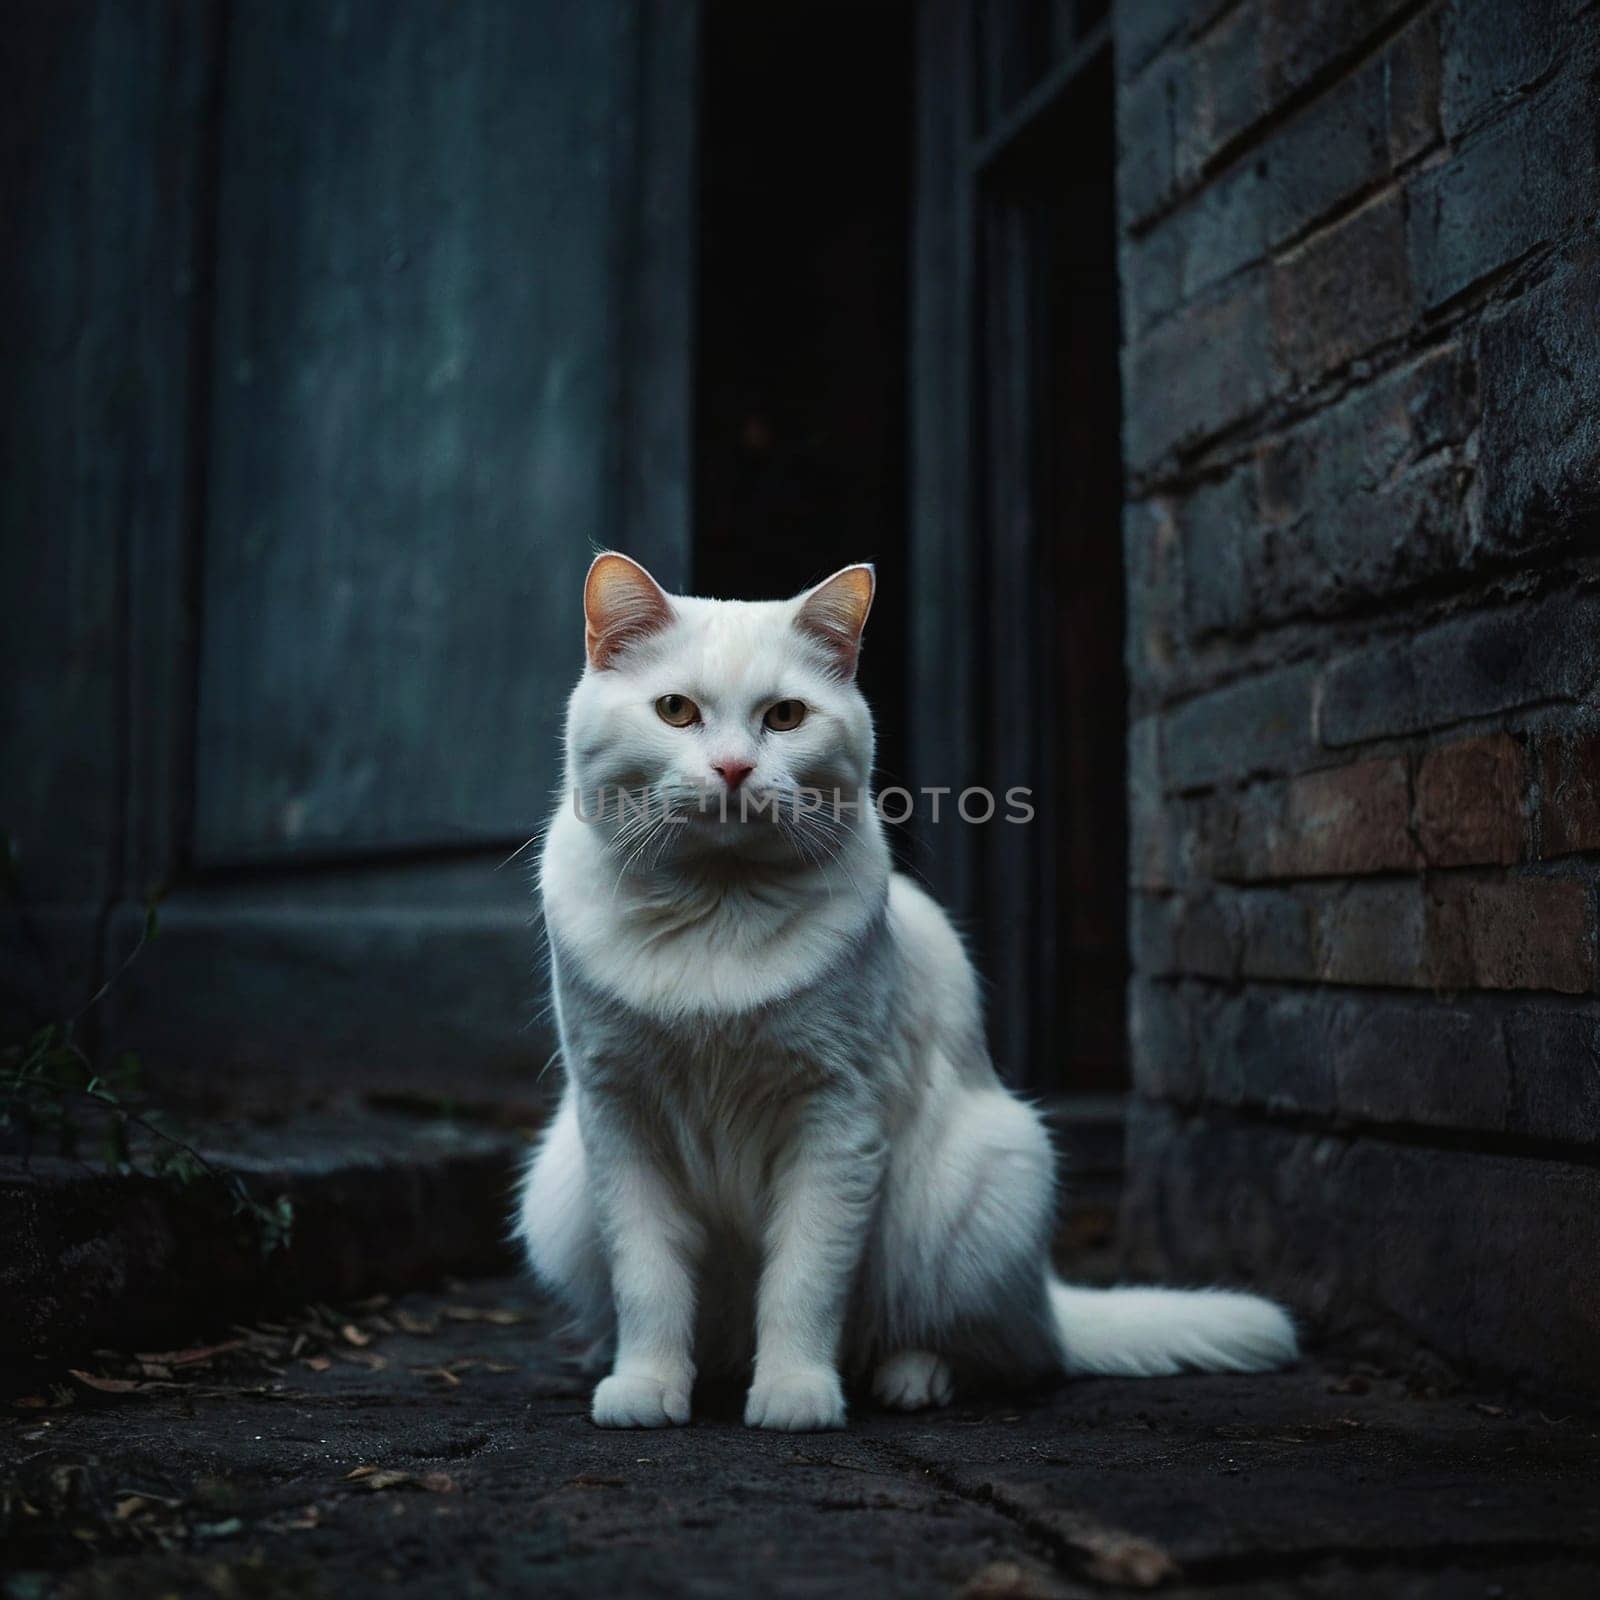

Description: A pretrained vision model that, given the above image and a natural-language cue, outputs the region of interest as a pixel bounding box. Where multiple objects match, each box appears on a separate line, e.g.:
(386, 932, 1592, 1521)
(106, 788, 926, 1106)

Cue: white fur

(517, 564, 1297, 1431)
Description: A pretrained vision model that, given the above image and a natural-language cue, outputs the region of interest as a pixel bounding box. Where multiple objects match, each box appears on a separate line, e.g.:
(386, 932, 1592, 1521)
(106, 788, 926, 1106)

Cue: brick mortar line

(1124, 182, 1600, 497)
(1129, 134, 1447, 355)
(1154, 710, 1566, 798)
(1154, 861, 1600, 890)
(1418, 49, 1565, 150)
(1120, 230, 1570, 497)
(1142, 676, 1593, 755)
(1135, 566, 1600, 727)
(1133, 968, 1600, 1012)
(1530, 722, 1551, 863)
(1267, 139, 1443, 259)
(1139, 680, 1586, 751)
(1162, 522, 1584, 668)
(1141, 971, 1600, 1014)
(1122, 0, 1436, 239)
(1159, 703, 1600, 789)
(1129, 183, 1598, 498)
(1138, 857, 1600, 885)
(1133, 1095, 1600, 1172)
(1122, 0, 1598, 248)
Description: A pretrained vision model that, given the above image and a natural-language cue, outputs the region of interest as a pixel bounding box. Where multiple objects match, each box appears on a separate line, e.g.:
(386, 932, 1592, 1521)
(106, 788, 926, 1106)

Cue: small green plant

(0, 863, 292, 1256)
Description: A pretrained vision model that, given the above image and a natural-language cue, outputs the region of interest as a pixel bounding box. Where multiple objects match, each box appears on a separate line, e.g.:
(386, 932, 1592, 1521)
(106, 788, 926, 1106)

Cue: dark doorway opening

(973, 38, 1127, 1096)
(692, 0, 912, 795)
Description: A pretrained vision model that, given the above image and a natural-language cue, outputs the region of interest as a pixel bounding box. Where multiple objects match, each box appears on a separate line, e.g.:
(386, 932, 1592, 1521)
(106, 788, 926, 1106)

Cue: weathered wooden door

(1, 1, 697, 1111)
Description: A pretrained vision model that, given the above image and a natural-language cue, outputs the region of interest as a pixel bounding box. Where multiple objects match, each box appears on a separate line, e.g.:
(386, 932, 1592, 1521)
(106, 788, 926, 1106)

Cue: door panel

(194, 0, 647, 863)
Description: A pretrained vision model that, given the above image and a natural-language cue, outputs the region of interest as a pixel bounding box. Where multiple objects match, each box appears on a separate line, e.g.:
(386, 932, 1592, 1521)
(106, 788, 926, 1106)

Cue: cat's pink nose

(712, 760, 754, 791)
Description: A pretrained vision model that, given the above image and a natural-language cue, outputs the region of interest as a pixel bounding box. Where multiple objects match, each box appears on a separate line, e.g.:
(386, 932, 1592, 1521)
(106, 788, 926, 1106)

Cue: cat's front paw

(743, 1365, 846, 1432)
(872, 1349, 954, 1411)
(591, 1370, 692, 1428)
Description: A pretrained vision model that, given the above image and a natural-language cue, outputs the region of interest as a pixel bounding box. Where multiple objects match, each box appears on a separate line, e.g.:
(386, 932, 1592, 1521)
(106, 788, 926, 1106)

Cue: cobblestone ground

(4, 1277, 1598, 1599)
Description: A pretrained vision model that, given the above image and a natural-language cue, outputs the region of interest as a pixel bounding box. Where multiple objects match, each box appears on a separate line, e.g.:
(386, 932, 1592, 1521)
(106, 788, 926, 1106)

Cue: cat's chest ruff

(556, 944, 874, 1096)
(541, 809, 888, 1019)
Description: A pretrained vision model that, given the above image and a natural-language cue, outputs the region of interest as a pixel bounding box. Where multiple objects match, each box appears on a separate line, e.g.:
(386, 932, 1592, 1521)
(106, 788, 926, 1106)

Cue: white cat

(516, 553, 1296, 1431)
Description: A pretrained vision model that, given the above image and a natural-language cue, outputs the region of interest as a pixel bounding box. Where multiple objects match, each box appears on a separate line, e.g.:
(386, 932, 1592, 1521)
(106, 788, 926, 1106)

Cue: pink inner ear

(585, 554, 674, 669)
(796, 565, 875, 677)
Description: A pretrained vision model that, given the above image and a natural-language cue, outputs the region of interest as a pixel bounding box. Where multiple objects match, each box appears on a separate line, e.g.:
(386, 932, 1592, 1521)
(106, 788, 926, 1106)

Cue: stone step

(2, 1111, 526, 1360)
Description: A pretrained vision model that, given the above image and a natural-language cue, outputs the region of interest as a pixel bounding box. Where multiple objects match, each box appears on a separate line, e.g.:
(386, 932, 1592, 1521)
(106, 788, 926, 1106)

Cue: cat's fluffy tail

(1049, 1280, 1298, 1377)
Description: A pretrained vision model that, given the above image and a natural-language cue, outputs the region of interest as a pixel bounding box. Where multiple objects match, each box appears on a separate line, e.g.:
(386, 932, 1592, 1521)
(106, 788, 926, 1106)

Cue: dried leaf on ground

(346, 1466, 410, 1491)
(412, 1366, 462, 1388)
(114, 1486, 184, 1509)
(413, 1358, 483, 1386)
(144, 1339, 247, 1368)
(440, 1306, 527, 1326)
(1078, 1530, 1179, 1589)
(960, 1561, 1074, 1600)
(344, 1465, 454, 1494)
(67, 1370, 142, 1394)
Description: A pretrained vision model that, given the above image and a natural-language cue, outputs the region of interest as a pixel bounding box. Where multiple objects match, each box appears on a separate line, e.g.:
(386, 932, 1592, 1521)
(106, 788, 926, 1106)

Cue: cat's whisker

(803, 814, 874, 908)
(781, 818, 833, 899)
(613, 804, 676, 890)
(496, 830, 545, 872)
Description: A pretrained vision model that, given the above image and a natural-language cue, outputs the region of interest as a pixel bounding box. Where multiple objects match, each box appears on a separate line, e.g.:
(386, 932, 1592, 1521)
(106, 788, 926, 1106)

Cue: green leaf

(19, 1024, 59, 1075)
(150, 1146, 203, 1186)
(257, 1194, 295, 1256)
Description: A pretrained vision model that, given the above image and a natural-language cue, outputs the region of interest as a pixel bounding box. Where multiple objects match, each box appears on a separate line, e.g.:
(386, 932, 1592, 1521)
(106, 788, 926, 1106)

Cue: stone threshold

(2, 1111, 528, 1361)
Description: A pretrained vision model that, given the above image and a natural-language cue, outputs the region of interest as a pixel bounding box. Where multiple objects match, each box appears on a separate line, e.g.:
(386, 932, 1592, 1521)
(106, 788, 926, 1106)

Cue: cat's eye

(763, 699, 807, 732)
(655, 693, 700, 727)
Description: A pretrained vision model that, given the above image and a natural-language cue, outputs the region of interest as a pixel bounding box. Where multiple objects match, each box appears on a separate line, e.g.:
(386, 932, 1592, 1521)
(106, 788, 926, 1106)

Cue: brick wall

(1113, 0, 1600, 1396)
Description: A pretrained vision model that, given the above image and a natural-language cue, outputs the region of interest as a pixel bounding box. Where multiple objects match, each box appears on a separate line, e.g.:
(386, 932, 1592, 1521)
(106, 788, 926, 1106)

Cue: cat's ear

(794, 563, 875, 679)
(584, 552, 675, 670)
